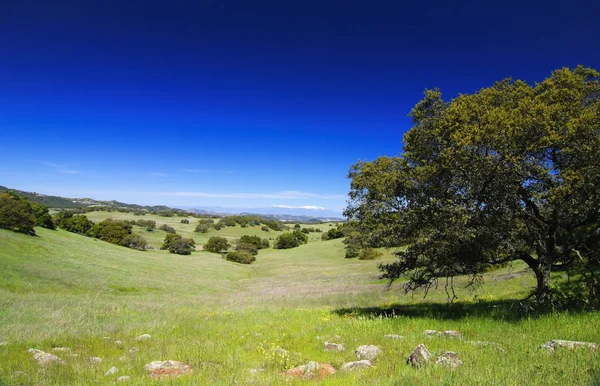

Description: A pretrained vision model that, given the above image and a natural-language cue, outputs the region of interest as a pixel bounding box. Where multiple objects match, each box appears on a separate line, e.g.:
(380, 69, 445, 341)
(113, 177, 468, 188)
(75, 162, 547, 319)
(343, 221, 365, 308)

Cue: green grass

(1, 214, 599, 385)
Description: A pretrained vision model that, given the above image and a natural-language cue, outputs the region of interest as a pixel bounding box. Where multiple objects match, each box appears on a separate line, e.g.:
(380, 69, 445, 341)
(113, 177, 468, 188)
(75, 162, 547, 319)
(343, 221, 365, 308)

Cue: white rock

(116, 375, 130, 382)
(88, 356, 102, 364)
(52, 347, 71, 352)
(355, 345, 382, 361)
(135, 334, 152, 341)
(105, 366, 119, 376)
(436, 351, 463, 368)
(540, 340, 598, 351)
(384, 334, 404, 339)
(406, 344, 432, 368)
(341, 360, 373, 371)
(324, 342, 345, 352)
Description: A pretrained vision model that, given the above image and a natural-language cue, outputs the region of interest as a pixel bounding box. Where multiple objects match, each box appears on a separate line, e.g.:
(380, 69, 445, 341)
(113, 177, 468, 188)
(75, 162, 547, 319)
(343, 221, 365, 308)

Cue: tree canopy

(345, 66, 600, 308)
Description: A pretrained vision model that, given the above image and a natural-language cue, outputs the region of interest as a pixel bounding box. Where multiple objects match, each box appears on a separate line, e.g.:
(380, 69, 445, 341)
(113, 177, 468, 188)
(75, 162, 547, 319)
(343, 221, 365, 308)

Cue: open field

(1, 213, 599, 385)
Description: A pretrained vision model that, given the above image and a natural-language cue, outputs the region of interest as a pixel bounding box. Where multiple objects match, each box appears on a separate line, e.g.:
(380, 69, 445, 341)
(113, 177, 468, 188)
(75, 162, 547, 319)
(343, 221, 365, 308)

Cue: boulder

(105, 366, 118, 376)
(424, 330, 437, 337)
(436, 351, 463, 368)
(341, 360, 373, 371)
(144, 360, 193, 378)
(355, 345, 382, 361)
(540, 340, 598, 351)
(285, 361, 335, 379)
(406, 344, 432, 368)
(324, 342, 345, 352)
(27, 349, 62, 366)
(424, 330, 463, 339)
(135, 334, 152, 341)
(116, 376, 130, 383)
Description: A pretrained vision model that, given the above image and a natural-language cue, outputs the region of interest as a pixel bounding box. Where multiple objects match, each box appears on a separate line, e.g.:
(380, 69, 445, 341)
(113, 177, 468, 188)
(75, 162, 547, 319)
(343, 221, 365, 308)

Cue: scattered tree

(159, 224, 177, 234)
(161, 233, 182, 250)
(345, 66, 600, 307)
(204, 236, 230, 253)
(225, 250, 256, 264)
(0, 192, 36, 235)
(168, 238, 195, 255)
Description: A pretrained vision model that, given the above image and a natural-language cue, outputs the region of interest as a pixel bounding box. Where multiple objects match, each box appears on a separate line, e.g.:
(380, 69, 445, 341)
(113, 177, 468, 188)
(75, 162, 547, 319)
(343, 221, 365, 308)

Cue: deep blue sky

(1, 0, 599, 214)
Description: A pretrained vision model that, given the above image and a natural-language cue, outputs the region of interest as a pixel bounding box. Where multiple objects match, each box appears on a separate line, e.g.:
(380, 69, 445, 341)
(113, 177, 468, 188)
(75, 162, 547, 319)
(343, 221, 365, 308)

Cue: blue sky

(1, 0, 599, 214)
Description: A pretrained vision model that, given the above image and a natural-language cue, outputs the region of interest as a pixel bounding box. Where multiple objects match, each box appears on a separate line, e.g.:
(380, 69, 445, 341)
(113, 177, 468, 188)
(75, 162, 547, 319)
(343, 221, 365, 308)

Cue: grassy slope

(1, 215, 599, 385)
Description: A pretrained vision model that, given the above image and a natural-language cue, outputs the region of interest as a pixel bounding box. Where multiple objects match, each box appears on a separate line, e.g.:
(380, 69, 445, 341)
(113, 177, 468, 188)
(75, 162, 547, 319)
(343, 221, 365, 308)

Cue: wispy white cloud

(149, 172, 168, 177)
(271, 205, 326, 210)
(42, 162, 79, 174)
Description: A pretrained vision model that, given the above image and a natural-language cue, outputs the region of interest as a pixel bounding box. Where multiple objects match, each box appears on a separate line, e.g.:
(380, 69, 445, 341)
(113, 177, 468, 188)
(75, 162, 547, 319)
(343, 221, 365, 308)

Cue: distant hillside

(0, 185, 345, 221)
(0, 185, 184, 213)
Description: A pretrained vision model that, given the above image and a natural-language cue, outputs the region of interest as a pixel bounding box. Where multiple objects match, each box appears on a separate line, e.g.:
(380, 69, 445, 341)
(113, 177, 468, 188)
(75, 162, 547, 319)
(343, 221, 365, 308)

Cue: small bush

(274, 230, 308, 249)
(236, 242, 258, 255)
(261, 238, 270, 248)
(125, 234, 148, 251)
(159, 224, 177, 234)
(180, 219, 190, 224)
(168, 238, 195, 255)
(195, 224, 209, 233)
(226, 251, 256, 264)
(239, 235, 267, 249)
(345, 246, 360, 259)
(359, 248, 383, 260)
(204, 236, 230, 253)
(161, 233, 182, 250)
(261, 226, 270, 232)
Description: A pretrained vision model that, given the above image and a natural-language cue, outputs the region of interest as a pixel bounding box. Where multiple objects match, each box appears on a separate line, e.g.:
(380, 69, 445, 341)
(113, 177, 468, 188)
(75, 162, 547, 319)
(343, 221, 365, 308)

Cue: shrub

(236, 242, 258, 255)
(261, 226, 269, 232)
(29, 201, 55, 230)
(294, 224, 301, 229)
(55, 213, 95, 235)
(345, 246, 360, 259)
(198, 219, 214, 225)
(136, 219, 156, 229)
(321, 226, 344, 240)
(239, 235, 266, 249)
(161, 233, 182, 250)
(0, 192, 36, 235)
(359, 248, 383, 260)
(168, 238, 195, 255)
(274, 230, 308, 249)
(261, 238, 270, 248)
(195, 224, 209, 233)
(159, 224, 176, 234)
(204, 236, 230, 253)
(125, 234, 148, 251)
(315, 228, 322, 233)
(180, 219, 190, 224)
(87, 219, 132, 246)
(226, 251, 256, 264)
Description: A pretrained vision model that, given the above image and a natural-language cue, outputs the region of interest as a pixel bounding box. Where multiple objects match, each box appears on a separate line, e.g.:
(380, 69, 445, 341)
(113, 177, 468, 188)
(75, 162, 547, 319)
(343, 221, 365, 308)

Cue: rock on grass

(341, 360, 373, 371)
(27, 349, 63, 366)
(144, 360, 193, 378)
(285, 361, 336, 379)
(324, 342, 345, 352)
(406, 344, 432, 368)
(436, 351, 463, 368)
(355, 345, 382, 361)
(540, 340, 598, 351)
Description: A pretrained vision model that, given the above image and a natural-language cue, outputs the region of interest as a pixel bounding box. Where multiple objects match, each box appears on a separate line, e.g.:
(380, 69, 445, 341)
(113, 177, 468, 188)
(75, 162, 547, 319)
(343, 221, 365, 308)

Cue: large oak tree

(345, 67, 600, 306)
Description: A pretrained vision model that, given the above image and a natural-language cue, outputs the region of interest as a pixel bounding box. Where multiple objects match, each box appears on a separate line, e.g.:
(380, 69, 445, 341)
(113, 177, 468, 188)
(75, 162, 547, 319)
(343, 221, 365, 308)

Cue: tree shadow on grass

(332, 298, 587, 322)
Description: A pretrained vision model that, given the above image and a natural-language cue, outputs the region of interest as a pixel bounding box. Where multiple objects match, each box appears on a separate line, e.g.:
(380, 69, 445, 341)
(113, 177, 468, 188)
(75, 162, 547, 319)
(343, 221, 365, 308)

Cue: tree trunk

(533, 259, 552, 305)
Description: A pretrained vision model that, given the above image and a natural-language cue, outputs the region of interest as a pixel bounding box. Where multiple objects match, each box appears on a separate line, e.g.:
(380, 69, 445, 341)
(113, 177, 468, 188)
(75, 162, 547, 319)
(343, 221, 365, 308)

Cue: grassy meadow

(1, 212, 599, 385)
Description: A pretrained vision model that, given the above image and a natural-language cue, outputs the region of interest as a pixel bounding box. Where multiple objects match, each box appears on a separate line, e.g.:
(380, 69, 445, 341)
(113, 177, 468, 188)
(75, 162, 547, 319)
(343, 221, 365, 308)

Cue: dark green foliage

(238, 235, 267, 249)
(198, 218, 214, 225)
(315, 228, 322, 233)
(161, 233, 182, 250)
(180, 219, 189, 224)
(159, 224, 176, 234)
(195, 224, 209, 233)
(168, 238, 195, 255)
(236, 242, 258, 255)
(226, 250, 256, 264)
(261, 226, 269, 232)
(261, 238, 270, 248)
(204, 236, 230, 253)
(321, 226, 344, 240)
(346, 66, 600, 307)
(274, 230, 308, 249)
(28, 201, 55, 230)
(213, 224, 223, 230)
(0, 192, 36, 235)
(55, 213, 95, 235)
(345, 246, 360, 259)
(135, 219, 156, 229)
(294, 224, 301, 229)
(125, 234, 148, 251)
(359, 248, 383, 260)
(301, 228, 310, 234)
(87, 219, 132, 246)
